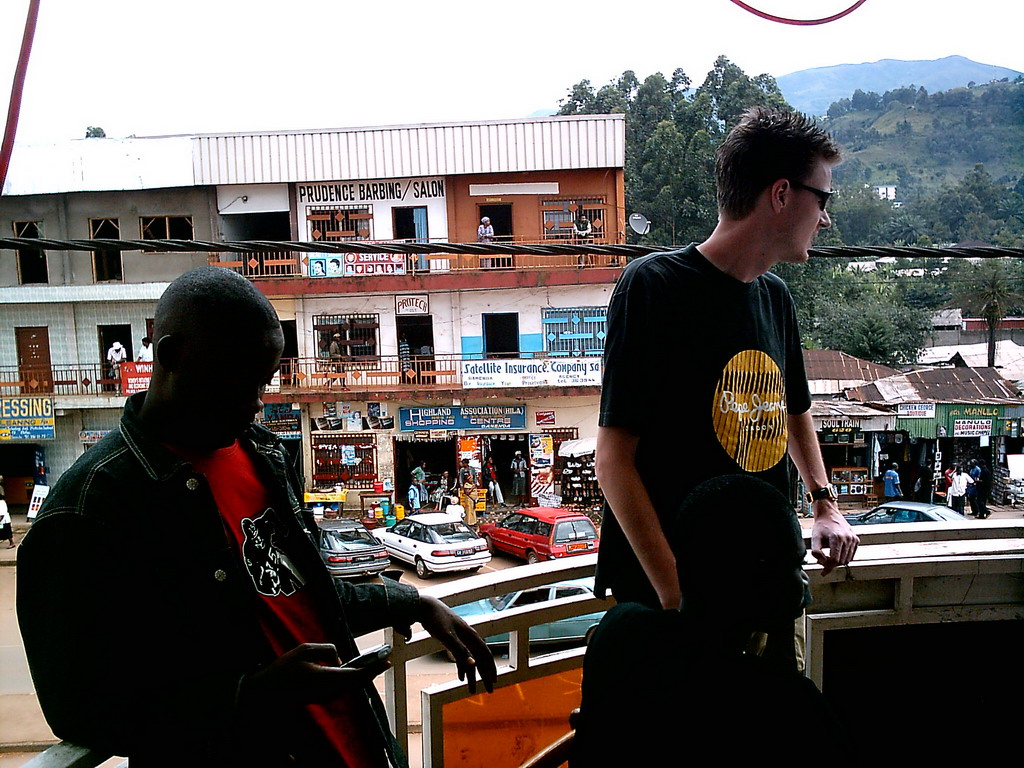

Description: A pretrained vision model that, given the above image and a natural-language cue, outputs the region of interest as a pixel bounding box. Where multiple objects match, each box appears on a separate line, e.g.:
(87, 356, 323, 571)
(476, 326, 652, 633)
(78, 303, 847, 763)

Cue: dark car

(316, 519, 390, 578)
(844, 501, 966, 526)
(479, 507, 599, 565)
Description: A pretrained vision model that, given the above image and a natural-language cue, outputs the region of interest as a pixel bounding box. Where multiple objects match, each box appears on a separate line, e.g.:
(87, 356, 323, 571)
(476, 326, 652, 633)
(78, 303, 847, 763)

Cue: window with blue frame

(542, 306, 608, 357)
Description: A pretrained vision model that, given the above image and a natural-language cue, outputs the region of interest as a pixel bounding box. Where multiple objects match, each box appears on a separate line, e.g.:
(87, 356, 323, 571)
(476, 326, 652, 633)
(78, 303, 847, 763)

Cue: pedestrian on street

(458, 459, 479, 525)
(484, 456, 505, 507)
(0, 476, 13, 549)
(883, 462, 902, 503)
(947, 465, 973, 515)
(510, 451, 528, 506)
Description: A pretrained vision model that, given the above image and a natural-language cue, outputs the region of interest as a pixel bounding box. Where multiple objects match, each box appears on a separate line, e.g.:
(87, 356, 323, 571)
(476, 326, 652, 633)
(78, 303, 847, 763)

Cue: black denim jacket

(17, 393, 419, 767)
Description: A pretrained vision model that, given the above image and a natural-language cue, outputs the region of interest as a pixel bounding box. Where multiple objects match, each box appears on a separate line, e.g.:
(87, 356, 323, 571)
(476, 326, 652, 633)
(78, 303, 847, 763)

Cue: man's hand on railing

(239, 643, 391, 707)
(410, 595, 497, 695)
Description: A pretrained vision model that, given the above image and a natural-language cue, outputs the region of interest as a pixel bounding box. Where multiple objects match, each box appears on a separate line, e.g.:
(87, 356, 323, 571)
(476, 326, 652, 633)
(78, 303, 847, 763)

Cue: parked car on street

(844, 501, 966, 526)
(451, 577, 607, 647)
(372, 512, 491, 578)
(479, 507, 599, 564)
(315, 519, 390, 579)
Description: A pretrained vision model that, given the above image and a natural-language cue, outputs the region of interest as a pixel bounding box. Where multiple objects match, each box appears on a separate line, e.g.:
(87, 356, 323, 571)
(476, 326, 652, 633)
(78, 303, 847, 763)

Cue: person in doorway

(407, 481, 422, 512)
(883, 462, 903, 503)
(477, 216, 494, 243)
(106, 341, 128, 394)
(458, 459, 479, 526)
(136, 337, 153, 363)
(510, 451, 528, 506)
(410, 460, 428, 507)
(17, 266, 495, 766)
(484, 456, 505, 508)
(594, 108, 858, 672)
(0, 475, 13, 549)
(947, 464, 973, 514)
(431, 470, 457, 511)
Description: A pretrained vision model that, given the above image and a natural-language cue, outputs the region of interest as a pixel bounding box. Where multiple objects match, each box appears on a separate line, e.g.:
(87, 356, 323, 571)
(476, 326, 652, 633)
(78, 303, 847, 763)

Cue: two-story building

(0, 115, 625, 510)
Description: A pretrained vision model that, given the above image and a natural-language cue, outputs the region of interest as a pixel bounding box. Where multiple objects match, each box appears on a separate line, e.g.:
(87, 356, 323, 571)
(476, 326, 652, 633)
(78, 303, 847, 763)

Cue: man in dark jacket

(18, 266, 495, 767)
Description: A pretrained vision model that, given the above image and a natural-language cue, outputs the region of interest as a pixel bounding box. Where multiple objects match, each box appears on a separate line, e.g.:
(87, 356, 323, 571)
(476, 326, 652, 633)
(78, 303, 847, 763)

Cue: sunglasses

(790, 180, 834, 211)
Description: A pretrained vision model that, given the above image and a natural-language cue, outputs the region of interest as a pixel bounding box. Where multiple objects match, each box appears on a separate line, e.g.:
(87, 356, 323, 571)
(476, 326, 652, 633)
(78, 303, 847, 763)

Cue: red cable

(0, 0, 42, 192)
(730, 0, 869, 26)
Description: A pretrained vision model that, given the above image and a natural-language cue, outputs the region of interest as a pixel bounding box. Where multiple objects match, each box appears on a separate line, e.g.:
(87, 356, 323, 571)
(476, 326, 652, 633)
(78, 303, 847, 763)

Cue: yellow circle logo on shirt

(711, 350, 788, 472)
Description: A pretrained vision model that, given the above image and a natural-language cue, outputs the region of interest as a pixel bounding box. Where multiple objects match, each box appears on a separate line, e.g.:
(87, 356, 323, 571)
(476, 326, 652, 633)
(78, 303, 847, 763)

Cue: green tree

(949, 259, 1024, 367)
(85, 126, 106, 138)
(816, 292, 929, 367)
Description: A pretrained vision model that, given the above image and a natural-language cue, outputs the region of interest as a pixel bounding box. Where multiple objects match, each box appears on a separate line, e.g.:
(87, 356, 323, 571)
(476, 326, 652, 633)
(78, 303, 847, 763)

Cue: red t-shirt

(175, 441, 384, 767)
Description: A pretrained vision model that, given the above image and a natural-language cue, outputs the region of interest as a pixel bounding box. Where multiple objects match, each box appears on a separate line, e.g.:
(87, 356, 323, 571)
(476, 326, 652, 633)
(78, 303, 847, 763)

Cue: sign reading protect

(0, 396, 56, 441)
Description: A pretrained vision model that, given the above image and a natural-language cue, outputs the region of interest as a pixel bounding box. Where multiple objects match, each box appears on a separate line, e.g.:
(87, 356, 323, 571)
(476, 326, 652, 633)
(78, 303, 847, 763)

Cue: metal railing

(206, 240, 628, 280)
(18, 521, 1024, 768)
(0, 364, 117, 397)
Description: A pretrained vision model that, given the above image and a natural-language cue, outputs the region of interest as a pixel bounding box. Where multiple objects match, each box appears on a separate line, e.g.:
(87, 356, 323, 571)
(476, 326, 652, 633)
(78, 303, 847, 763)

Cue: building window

(541, 197, 606, 241)
(90, 218, 123, 281)
(310, 434, 378, 489)
(13, 221, 47, 284)
(313, 313, 380, 361)
(542, 306, 608, 357)
(140, 215, 194, 245)
(307, 206, 373, 241)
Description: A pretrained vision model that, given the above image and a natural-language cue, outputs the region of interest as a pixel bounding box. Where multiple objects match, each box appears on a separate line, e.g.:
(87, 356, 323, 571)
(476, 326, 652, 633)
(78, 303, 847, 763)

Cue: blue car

(452, 577, 607, 647)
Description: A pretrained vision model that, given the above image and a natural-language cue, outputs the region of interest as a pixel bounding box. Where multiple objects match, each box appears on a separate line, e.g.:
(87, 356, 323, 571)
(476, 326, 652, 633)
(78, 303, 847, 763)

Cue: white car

(372, 512, 491, 578)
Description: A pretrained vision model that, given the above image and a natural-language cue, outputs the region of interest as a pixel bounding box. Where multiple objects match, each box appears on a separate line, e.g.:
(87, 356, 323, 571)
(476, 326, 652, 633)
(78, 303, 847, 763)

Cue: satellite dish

(628, 213, 651, 236)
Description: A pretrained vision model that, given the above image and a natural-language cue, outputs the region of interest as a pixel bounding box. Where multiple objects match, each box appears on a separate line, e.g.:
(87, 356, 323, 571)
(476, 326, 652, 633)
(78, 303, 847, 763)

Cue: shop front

(810, 402, 894, 508)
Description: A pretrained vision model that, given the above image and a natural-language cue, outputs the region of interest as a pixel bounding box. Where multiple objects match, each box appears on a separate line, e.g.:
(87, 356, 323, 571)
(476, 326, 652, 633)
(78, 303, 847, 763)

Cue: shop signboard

(262, 403, 302, 440)
(399, 405, 526, 431)
(530, 433, 555, 498)
(119, 362, 152, 395)
(309, 253, 407, 277)
(396, 295, 429, 315)
(79, 430, 111, 445)
(535, 410, 556, 426)
(953, 419, 992, 437)
(898, 403, 935, 419)
(0, 396, 55, 441)
(460, 358, 602, 389)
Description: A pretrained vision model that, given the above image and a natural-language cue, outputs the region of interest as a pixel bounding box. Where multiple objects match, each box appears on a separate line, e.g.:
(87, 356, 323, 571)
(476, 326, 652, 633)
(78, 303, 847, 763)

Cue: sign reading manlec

(0, 396, 55, 441)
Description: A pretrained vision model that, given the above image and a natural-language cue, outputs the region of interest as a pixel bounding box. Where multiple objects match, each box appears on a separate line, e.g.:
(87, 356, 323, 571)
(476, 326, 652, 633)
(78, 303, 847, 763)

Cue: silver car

(844, 501, 967, 526)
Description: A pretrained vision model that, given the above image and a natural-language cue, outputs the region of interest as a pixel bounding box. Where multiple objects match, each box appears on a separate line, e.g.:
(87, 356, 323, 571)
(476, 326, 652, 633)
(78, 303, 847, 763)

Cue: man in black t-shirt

(595, 108, 859, 640)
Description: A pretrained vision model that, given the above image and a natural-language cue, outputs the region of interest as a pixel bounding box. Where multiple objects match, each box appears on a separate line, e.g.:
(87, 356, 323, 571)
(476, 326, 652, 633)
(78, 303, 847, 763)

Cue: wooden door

(15, 327, 53, 393)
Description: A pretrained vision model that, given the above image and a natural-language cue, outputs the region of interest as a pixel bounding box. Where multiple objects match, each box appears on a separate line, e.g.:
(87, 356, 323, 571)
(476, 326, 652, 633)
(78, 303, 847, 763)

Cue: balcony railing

(22, 521, 1024, 768)
(275, 353, 603, 395)
(0, 364, 117, 397)
(207, 238, 630, 280)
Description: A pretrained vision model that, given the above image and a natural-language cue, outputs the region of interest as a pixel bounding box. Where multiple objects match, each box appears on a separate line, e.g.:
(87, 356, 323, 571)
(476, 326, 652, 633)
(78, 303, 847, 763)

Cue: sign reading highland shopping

(399, 405, 526, 431)
(0, 396, 55, 441)
(953, 419, 993, 437)
(898, 403, 936, 419)
(460, 358, 602, 389)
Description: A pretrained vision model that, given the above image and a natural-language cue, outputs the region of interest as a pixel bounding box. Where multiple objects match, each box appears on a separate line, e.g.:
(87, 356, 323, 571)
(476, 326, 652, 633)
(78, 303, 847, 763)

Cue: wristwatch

(804, 484, 838, 504)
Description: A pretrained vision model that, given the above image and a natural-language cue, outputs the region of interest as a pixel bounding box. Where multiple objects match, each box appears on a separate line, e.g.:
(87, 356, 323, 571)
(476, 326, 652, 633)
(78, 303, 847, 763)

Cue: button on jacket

(18, 393, 419, 767)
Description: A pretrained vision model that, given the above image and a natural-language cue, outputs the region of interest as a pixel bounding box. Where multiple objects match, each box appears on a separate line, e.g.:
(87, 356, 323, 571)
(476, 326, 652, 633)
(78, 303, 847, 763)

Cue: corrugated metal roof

(3, 136, 195, 196)
(847, 366, 1023, 405)
(3, 115, 625, 196)
(192, 115, 626, 185)
(803, 349, 899, 396)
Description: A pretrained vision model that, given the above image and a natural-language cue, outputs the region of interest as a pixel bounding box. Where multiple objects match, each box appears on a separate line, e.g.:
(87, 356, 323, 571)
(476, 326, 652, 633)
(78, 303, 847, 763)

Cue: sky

(1, 0, 1022, 144)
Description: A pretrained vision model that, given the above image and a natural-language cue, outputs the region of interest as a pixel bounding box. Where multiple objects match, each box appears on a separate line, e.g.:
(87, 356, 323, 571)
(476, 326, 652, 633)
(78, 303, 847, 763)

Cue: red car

(479, 507, 600, 564)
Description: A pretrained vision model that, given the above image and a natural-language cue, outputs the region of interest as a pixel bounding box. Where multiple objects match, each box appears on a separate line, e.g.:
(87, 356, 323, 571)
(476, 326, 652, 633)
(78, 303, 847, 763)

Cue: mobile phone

(342, 643, 392, 670)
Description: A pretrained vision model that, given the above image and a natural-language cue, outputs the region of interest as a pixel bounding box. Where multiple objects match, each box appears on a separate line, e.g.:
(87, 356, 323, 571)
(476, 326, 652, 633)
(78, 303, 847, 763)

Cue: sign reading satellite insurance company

(460, 358, 602, 389)
(399, 405, 526, 432)
(0, 396, 55, 441)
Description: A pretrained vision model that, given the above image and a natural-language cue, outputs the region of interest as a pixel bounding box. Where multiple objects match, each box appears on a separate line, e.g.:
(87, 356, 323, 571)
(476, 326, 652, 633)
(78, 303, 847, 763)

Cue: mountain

(778, 55, 1022, 116)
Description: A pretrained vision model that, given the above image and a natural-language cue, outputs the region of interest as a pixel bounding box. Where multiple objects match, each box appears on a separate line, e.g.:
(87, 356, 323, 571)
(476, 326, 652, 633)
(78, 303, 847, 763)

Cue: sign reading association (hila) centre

(296, 177, 446, 204)
(399, 405, 526, 431)
(0, 396, 55, 441)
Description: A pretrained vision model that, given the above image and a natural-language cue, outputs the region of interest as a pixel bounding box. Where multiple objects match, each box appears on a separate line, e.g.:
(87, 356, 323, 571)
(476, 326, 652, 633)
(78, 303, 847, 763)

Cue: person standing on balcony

(883, 462, 903, 503)
(328, 332, 347, 391)
(595, 108, 859, 671)
(136, 336, 153, 363)
(18, 266, 495, 767)
(476, 216, 494, 243)
(106, 340, 127, 394)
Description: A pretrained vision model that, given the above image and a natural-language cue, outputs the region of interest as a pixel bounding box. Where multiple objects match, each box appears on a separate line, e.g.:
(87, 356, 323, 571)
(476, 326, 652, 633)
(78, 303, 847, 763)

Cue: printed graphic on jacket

(241, 509, 307, 597)
(712, 349, 788, 472)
